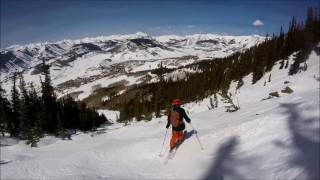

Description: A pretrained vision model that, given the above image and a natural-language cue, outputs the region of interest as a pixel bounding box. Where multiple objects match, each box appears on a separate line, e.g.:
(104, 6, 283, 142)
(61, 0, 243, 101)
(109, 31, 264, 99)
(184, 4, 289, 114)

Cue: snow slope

(1, 52, 319, 179)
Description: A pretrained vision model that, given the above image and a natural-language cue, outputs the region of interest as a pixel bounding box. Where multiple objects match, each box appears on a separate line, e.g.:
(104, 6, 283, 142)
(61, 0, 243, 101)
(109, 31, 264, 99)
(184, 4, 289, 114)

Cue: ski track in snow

(1, 52, 319, 180)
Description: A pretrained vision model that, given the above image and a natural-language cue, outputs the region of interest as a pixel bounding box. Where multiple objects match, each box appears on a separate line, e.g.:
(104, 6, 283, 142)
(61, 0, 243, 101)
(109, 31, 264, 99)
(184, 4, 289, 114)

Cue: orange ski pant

(170, 130, 184, 148)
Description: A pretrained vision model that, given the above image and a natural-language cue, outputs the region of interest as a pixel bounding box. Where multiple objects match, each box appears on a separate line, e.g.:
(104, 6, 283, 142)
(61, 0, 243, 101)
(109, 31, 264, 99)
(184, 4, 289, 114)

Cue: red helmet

(172, 98, 182, 106)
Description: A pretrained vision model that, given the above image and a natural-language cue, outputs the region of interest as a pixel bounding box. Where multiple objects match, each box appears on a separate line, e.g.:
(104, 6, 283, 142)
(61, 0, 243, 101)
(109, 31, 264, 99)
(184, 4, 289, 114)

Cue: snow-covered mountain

(1, 51, 319, 180)
(0, 32, 264, 99)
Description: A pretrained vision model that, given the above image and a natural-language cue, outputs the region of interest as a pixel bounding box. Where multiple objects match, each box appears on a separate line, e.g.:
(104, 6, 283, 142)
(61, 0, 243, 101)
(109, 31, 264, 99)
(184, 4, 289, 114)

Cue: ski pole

(159, 128, 168, 156)
(190, 123, 204, 150)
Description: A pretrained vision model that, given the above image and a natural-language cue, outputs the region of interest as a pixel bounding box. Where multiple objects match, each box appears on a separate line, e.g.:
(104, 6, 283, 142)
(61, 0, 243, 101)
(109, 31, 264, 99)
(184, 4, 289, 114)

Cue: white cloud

(252, 19, 264, 27)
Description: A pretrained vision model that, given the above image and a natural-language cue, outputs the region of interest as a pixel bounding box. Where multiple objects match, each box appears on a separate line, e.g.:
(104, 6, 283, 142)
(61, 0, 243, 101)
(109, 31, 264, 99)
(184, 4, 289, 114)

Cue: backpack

(170, 110, 181, 128)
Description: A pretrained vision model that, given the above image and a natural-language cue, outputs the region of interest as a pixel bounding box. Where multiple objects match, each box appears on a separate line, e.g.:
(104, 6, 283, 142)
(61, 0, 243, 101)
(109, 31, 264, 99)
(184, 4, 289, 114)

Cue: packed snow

(1, 52, 319, 180)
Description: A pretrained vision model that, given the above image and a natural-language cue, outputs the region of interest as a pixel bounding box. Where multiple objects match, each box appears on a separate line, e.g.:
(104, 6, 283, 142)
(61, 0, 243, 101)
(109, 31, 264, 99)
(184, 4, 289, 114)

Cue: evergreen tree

(10, 72, 21, 137)
(28, 83, 43, 142)
(19, 75, 31, 139)
(268, 74, 271, 82)
(28, 83, 41, 125)
(284, 60, 289, 69)
(39, 59, 58, 134)
(0, 82, 11, 136)
(236, 78, 244, 90)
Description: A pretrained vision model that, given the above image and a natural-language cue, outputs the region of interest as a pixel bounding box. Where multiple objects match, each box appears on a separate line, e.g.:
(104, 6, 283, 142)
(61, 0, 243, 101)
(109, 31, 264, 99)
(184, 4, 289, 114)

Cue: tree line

(107, 8, 319, 122)
(0, 60, 108, 146)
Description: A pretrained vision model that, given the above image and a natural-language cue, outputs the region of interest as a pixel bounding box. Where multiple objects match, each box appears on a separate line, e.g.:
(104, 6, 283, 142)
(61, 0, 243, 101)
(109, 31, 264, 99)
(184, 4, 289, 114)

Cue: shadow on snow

(202, 102, 319, 180)
(278, 103, 320, 179)
(202, 137, 244, 180)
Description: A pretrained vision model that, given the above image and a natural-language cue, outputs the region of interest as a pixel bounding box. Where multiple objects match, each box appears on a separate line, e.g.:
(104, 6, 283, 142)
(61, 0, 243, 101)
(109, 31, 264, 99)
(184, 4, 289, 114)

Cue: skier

(166, 98, 191, 152)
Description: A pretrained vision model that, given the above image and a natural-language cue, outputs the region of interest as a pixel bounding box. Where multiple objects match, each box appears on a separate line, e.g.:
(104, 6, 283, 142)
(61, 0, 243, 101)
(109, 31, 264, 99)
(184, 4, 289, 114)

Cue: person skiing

(166, 98, 191, 152)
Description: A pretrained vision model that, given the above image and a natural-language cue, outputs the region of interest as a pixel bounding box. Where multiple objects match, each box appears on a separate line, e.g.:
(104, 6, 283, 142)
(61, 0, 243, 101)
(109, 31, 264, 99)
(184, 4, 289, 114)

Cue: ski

(163, 142, 182, 164)
(164, 148, 176, 164)
(169, 148, 177, 158)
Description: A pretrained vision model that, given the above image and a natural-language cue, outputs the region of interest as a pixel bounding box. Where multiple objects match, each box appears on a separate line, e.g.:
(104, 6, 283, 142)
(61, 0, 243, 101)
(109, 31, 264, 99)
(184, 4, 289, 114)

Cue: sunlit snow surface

(1, 52, 319, 179)
(0, 33, 264, 100)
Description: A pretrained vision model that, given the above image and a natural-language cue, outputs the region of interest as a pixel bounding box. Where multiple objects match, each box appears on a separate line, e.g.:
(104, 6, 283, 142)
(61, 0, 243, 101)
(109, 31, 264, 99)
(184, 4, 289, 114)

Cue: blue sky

(0, 0, 318, 48)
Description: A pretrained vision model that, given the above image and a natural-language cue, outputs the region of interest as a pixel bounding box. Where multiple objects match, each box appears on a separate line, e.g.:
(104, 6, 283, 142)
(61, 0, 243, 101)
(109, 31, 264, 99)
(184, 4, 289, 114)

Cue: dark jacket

(166, 105, 191, 131)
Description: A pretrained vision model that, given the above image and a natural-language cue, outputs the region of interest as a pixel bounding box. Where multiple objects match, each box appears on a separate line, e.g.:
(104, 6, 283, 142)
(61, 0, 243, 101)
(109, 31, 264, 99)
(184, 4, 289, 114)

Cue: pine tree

(0, 82, 11, 136)
(28, 83, 41, 129)
(26, 126, 41, 147)
(19, 75, 31, 139)
(268, 74, 271, 82)
(26, 83, 42, 146)
(284, 60, 289, 69)
(209, 97, 214, 110)
(214, 93, 218, 108)
(10, 72, 21, 137)
(236, 78, 244, 90)
(40, 59, 58, 134)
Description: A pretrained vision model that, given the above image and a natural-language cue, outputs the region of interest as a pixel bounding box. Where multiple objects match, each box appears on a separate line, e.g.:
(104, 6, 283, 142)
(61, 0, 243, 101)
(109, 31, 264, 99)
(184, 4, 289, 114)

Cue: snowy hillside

(1, 51, 319, 179)
(0, 32, 264, 100)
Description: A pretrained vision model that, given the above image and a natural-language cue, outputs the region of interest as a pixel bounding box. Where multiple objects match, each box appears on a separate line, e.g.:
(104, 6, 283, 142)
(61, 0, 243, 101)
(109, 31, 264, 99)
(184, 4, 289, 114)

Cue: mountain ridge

(2, 32, 263, 50)
(0, 32, 264, 101)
